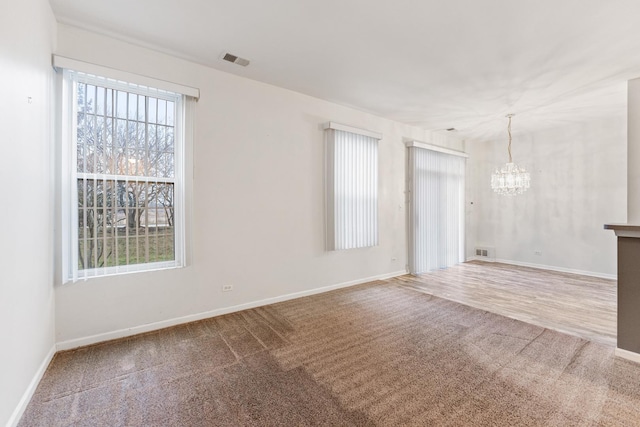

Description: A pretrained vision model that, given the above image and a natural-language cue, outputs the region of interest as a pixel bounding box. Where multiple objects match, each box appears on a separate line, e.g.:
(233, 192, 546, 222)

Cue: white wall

(628, 78, 640, 223)
(54, 25, 463, 346)
(0, 0, 57, 425)
(466, 116, 627, 277)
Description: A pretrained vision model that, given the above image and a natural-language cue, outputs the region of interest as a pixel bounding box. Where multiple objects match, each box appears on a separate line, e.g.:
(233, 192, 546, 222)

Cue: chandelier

(491, 114, 530, 195)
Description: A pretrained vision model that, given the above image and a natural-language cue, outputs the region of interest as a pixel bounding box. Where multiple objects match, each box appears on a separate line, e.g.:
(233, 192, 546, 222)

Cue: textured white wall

(53, 25, 463, 345)
(466, 115, 627, 277)
(0, 0, 57, 425)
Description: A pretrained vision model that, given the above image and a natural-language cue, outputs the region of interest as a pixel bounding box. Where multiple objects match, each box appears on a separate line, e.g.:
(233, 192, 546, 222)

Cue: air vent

(474, 246, 495, 260)
(222, 52, 250, 67)
(223, 53, 238, 62)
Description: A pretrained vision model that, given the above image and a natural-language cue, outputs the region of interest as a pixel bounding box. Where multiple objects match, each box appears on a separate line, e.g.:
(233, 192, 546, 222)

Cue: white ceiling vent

(221, 52, 250, 67)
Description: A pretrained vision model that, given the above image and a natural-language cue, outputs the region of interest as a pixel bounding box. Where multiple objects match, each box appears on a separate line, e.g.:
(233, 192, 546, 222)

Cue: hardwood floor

(393, 260, 617, 346)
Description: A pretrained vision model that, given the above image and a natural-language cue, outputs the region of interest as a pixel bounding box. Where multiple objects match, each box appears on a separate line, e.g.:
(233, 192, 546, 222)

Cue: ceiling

(49, 0, 640, 141)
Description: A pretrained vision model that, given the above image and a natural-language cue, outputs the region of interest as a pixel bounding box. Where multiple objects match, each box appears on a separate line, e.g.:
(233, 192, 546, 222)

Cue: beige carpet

(19, 279, 640, 426)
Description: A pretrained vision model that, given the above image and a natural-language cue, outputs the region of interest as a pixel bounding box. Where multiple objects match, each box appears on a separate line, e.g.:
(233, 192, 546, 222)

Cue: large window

(407, 142, 466, 274)
(60, 69, 190, 280)
(324, 122, 381, 250)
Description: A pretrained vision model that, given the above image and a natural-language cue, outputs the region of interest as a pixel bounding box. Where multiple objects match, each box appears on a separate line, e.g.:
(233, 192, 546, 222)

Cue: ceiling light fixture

(490, 114, 530, 196)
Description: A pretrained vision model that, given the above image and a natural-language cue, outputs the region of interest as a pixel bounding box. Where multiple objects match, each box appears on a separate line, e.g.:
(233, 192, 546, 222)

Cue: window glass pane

(165, 127, 174, 153)
(116, 118, 127, 153)
(116, 91, 127, 119)
(71, 73, 181, 277)
(104, 238, 115, 267)
(132, 120, 140, 152)
(157, 183, 174, 226)
(147, 123, 157, 154)
(126, 236, 137, 265)
(76, 141, 85, 173)
(148, 97, 157, 124)
(106, 88, 113, 117)
(161, 153, 174, 178)
(128, 93, 138, 121)
(116, 237, 126, 266)
(166, 101, 175, 126)
(156, 228, 174, 262)
(157, 99, 167, 125)
(156, 125, 166, 151)
(138, 95, 146, 122)
(86, 84, 96, 116)
(96, 86, 105, 116)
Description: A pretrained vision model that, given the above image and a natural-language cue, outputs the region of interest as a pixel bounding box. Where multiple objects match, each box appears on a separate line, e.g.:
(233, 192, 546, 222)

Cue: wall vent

(474, 246, 495, 260)
(222, 52, 250, 67)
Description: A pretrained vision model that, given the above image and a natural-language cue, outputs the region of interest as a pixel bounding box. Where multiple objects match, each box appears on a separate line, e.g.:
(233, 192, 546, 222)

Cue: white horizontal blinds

(409, 146, 465, 274)
(326, 126, 379, 250)
(69, 70, 182, 279)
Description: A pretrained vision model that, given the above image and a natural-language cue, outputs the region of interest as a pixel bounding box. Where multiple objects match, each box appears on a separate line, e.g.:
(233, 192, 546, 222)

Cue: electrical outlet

(534, 250, 542, 256)
(222, 285, 233, 292)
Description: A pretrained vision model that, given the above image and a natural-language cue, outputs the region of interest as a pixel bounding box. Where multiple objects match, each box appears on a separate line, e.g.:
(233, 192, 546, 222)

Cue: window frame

(324, 122, 381, 251)
(405, 140, 467, 274)
(58, 65, 193, 282)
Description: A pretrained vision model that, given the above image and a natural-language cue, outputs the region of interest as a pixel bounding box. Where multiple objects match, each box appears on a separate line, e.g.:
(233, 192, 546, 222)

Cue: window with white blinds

(60, 69, 193, 281)
(407, 143, 466, 274)
(324, 123, 381, 251)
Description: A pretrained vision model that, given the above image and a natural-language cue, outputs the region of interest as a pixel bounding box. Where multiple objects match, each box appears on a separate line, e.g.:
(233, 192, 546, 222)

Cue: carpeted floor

(19, 278, 640, 426)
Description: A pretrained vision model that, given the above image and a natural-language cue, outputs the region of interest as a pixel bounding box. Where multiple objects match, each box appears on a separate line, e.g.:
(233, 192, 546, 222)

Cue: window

(407, 141, 466, 274)
(324, 122, 381, 250)
(58, 60, 196, 281)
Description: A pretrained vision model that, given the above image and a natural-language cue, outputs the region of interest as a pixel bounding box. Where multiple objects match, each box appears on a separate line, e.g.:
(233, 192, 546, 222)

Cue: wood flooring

(395, 260, 617, 346)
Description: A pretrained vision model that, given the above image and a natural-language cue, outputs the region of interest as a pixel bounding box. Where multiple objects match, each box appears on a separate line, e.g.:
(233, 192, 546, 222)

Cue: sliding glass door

(408, 144, 466, 274)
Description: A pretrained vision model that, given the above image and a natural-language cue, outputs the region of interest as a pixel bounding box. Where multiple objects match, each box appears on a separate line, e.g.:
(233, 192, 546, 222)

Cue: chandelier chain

(507, 114, 512, 163)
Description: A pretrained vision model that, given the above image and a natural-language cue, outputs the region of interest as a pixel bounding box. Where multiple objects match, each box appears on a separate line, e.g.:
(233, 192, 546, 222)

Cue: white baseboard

(466, 256, 616, 280)
(6, 345, 56, 427)
(615, 348, 640, 364)
(56, 270, 407, 351)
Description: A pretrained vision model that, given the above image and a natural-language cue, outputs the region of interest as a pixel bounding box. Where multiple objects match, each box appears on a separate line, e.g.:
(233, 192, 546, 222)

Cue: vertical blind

(408, 145, 466, 274)
(325, 124, 380, 250)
